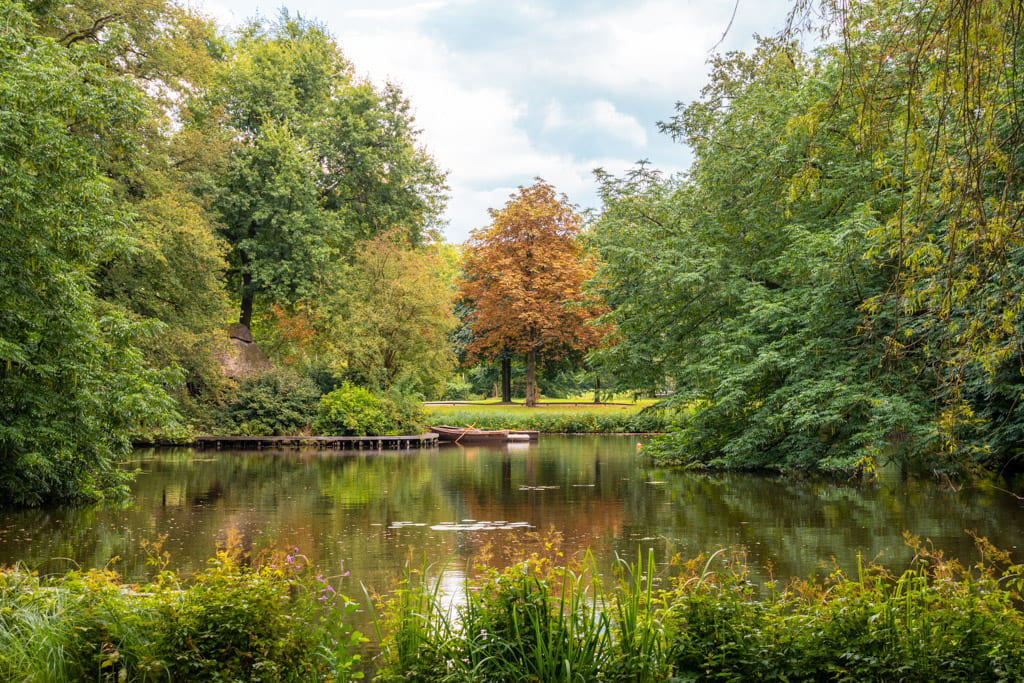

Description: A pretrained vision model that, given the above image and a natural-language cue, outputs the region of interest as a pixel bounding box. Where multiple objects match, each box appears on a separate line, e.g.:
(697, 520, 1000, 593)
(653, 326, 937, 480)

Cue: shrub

(314, 384, 423, 436)
(151, 550, 363, 682)
(217, 369, 322, 435)
(0, 550, 364, 682)
(441, 376, 476, 401)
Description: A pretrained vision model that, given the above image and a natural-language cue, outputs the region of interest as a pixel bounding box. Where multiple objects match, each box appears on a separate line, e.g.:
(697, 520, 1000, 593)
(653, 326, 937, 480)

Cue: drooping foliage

(461, 180, 606, 406)
(591, 0, 1024, 472)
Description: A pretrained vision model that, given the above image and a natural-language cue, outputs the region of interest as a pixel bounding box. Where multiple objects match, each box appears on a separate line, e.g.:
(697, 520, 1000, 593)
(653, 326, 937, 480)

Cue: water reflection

(0, 437, 1022, 608)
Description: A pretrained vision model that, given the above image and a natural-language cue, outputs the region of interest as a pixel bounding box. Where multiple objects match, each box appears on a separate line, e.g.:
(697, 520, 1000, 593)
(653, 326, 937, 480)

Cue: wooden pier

(194, 433, 438, 451)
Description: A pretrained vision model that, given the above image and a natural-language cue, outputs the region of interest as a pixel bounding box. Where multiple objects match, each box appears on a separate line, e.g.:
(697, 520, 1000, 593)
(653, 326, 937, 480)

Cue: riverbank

(6, 539, 1022, 682)
(423, 401, 667, 433)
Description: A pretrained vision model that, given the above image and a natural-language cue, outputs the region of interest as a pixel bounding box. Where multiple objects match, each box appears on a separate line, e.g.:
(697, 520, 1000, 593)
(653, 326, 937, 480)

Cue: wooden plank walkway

(194, 434, 438, 451)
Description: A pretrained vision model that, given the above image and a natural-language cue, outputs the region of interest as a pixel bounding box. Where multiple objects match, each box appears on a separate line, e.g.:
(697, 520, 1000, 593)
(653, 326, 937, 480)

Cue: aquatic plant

(374, 536, 1024, 682)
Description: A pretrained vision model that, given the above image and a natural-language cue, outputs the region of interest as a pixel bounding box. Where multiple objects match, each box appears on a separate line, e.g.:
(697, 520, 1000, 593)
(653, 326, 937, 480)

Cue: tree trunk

(501, 356, 512, 403)
(525, 350, 537, 407)
(239, 272, 254, 330)
(594, 376, 601, 404)
(239, 251, 254, 329)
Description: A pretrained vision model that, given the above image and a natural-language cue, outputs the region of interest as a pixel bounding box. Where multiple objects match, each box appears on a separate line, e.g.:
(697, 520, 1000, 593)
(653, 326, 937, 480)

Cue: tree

(27, 0, 236, 408)
(0, 0, 176, 505)
(460, 180, 606, 407)
(591, 1, 1024, 473)
(590, 37, 930, 471)
(321, 233, 457, 398)
(194, 12, 447, 330)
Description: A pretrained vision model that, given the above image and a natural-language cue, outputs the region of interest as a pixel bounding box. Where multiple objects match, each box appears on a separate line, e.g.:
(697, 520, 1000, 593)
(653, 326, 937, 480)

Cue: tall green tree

(195, 12, 447, 330)
(0, 0, 176, 505)
(25, 0, 236, 407)
(593, 0, 1024, 473)
(591, 38, 928, 471)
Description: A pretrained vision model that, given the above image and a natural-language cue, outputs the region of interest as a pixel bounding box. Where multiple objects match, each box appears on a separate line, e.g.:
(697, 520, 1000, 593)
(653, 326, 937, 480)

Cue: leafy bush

(217, 369, 321, 435)
(441, 376, 477, 401)
(151, 550, 362, 681)
(0, 549, 364, 682)
(314, 384, 423, 436)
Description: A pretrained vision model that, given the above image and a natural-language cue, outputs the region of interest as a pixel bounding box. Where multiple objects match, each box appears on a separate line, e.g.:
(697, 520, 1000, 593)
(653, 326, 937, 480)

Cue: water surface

(1, 435, 1022, 608)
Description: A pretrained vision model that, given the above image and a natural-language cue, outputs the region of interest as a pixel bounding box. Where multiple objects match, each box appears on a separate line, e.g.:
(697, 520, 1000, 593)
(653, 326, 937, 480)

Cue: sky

(205, 0, 793, 242)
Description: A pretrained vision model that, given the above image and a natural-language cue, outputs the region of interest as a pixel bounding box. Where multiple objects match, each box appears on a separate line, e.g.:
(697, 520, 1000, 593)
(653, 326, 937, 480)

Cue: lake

(1, 435, 1022, 637)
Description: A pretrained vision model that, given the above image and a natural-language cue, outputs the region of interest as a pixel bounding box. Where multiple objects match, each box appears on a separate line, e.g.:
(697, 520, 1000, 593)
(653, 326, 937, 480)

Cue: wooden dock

(194, 433, 438, 451)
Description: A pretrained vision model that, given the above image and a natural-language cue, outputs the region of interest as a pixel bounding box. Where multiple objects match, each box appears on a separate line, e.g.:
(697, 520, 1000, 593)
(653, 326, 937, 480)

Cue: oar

(453, 423, 477, 445)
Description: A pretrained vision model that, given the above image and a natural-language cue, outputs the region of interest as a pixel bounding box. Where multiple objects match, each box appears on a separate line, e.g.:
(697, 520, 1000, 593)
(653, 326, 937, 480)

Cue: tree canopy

(461, 181, 606, 406)
(590, 0, 1024, 473)
(195, 12, 448, 329)
(0, 0, 178, 505)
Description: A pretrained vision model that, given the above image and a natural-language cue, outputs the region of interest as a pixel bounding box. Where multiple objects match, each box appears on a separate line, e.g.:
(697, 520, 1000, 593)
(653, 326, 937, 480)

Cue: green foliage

(0, 0, 178, 506)
(374, 541, 1024, 682)
(424, 405, 668, 433)
(662, 542, 1024, 682)
(322, 234, 457, 399)
(590, 1, 1024, 473)
(196, 11, 447, 327)
(314, 383, 423, 436)
(151, 550, 363, 681)
(0, 548, 364, 682)
(373, 553, 612, 682)
(217, 369, 321, 436)
(590, 33, 932, 471)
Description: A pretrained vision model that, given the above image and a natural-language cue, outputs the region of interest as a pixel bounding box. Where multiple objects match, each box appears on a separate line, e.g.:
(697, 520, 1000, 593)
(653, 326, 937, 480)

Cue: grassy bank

(374, 540, 1024, 682)
(423, 401, 667, 433)
(0, 547, 364, 682)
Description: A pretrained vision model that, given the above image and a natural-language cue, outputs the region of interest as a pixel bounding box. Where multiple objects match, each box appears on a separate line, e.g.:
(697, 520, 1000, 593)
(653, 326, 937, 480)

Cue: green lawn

(423, 399, 666, 433)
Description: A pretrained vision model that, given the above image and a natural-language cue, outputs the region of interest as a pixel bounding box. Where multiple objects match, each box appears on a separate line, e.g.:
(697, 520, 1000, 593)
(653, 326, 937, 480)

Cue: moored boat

(429, 425, 510, 443)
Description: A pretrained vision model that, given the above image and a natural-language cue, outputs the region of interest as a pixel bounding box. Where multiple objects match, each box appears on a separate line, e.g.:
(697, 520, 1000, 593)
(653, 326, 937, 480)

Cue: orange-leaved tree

(460, 180, 606, 407)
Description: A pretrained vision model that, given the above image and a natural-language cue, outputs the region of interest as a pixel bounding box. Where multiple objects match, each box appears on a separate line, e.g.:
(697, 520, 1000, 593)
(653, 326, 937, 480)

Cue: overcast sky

(205, 0, 793, 242)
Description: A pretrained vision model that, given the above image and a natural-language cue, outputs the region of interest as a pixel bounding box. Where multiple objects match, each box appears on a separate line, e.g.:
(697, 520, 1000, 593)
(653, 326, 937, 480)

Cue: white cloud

(203, 0, 786, 241)
(544, 100, 648, 148)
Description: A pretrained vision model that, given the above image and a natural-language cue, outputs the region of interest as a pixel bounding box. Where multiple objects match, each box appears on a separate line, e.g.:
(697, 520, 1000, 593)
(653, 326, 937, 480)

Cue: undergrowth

(0, 540, 364, 682)
(371, 535, 1024, 682)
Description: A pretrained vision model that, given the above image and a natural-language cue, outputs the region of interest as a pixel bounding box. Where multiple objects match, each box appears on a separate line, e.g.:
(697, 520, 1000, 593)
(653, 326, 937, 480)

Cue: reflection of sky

(203, 0, 794, 241)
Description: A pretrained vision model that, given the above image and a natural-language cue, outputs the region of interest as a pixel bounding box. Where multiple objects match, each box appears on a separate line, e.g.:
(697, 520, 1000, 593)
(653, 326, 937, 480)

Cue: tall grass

(373, 536, 1024, 682)
(371, 553, 614, 682)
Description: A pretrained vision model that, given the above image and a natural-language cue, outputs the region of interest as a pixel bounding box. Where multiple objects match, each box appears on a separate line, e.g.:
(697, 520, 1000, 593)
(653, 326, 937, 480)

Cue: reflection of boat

(429, 425, 538, 443)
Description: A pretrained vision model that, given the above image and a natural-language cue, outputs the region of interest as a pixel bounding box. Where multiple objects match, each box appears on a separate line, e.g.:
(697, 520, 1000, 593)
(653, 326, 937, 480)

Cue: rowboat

(428, 425, 539, 443)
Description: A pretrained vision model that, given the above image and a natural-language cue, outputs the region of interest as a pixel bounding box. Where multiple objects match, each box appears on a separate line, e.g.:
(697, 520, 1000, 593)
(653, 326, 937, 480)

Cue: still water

(1, 435, 1022, 608)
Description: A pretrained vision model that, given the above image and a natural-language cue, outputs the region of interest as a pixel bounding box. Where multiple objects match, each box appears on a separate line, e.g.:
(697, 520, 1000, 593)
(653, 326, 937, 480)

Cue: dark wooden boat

(429, 425, 511, 443)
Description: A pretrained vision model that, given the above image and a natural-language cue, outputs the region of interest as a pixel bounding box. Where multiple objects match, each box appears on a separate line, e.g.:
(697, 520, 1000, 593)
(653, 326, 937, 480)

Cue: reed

(374, 537, 1024, 682)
